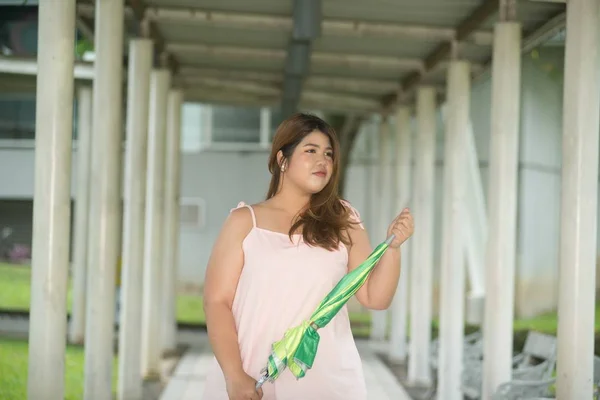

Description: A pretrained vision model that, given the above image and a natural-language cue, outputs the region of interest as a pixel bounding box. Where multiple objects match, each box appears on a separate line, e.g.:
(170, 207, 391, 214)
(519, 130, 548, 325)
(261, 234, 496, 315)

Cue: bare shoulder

(228, 206, 253, 226)
(246, 200, 278, 221)
(248, 200, 271, 211)
(221, 205, 254, 241)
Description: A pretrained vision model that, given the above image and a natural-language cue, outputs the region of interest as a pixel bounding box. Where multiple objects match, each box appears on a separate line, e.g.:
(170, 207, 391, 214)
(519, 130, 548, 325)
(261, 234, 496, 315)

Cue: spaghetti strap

(340, 199, 364, 229)
(232, 201, 257, 228)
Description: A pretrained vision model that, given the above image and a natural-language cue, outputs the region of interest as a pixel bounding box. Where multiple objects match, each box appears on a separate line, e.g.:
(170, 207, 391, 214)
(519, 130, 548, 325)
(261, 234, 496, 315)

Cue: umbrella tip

(384, 234, 395, 246)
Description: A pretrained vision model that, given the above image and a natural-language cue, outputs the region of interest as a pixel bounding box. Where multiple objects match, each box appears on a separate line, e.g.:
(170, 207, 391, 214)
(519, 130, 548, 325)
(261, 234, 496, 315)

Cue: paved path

(160, 337, 413, 400)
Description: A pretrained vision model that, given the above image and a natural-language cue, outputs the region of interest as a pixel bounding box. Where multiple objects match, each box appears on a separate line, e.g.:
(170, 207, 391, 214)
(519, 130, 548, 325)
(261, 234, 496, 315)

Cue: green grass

(0, 337, 117, 400)
(512, 305, 600, 334)
(4, 262, 600, 336)
(0, 263, 377, 329)
(176, 293, 205, 324)
(0, 263, 203, 324)
(0, 263, 75, 313)
(3, 262, 600, 396)
(0, 264, 37, 311)
(5, 261, 600, 339)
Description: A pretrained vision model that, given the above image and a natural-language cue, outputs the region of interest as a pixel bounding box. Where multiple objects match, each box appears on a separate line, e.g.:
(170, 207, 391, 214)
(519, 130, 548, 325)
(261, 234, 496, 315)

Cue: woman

(202, 113, 414, 400)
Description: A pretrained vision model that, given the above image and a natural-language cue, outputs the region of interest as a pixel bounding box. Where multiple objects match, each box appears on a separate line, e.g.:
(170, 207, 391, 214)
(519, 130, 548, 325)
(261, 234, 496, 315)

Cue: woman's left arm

(349, 208, 414, 310)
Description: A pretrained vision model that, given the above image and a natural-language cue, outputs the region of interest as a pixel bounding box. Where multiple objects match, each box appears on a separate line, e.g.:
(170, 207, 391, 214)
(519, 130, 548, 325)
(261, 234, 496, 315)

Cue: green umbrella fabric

(255, 235, 395, 389)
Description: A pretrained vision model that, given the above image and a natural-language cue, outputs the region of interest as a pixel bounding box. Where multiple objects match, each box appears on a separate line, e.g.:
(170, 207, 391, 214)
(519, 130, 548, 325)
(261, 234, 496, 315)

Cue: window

(0, 95, 36, 139)
(181, 102, 205, 153)
(0, 93, 79, 141)
(179, 198, 206, 230)
(212, 104, 261, 143)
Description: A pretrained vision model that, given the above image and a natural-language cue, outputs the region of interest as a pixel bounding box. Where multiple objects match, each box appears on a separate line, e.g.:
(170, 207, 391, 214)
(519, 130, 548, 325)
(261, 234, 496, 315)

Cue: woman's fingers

(387, 208, 414, 246)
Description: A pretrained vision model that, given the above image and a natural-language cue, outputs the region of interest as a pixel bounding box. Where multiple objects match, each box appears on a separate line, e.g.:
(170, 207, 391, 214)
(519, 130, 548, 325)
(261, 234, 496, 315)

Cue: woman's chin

(302, 183, 328, 195)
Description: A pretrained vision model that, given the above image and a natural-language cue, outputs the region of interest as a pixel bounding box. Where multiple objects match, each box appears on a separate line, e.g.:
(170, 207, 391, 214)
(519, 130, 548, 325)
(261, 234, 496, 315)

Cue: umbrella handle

(255, 374, 268, 389)
(384, 234, 395, 246)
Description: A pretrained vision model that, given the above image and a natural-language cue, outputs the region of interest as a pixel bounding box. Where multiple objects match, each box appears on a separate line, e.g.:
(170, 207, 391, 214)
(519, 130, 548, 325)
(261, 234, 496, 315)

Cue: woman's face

(283, 130, 334, 195)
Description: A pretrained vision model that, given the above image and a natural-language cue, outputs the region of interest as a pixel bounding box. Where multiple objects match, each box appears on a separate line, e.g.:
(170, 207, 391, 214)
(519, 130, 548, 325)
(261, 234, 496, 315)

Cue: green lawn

(0, 263, 41, 311)
(0, 263, 205, 324)
(3, 262, 600, 397)
(4, 262, 600, 335)
(0, 337, 118, 400)
(0, 263, 368, 328)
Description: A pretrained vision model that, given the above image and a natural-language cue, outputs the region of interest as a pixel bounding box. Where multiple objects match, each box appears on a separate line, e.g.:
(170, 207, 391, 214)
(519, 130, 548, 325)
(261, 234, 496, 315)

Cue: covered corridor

(0, 0, 598, 399)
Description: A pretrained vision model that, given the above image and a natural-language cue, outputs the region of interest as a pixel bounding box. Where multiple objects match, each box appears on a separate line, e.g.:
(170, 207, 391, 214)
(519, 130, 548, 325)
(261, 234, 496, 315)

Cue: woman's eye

(325, 152, 333, 158)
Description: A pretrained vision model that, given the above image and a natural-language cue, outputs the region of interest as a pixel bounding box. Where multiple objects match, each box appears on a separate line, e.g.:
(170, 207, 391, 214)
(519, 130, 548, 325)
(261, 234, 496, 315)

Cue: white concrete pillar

(366, 118, 378, 243)
(481, 20, 522, 400)
(408, 86, 436, 386)
(117, 38, 153, 400)
(161, 89, 183, 354)
(260, 107, 271, 147)
(389, 105, 412, 363)
(437, 60, 470, 400)
(26, 1, 76, 399)
(556, 0, 600, 398)
(371, 118, 390, 342)
(69, 85, 93, 345)
(83, 0, 125, 398)
(141, 69, 171, 378)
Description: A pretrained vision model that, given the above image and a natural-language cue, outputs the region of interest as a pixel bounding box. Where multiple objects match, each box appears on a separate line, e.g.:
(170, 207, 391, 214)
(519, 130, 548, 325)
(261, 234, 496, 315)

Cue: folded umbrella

(255, 234, 396, 389)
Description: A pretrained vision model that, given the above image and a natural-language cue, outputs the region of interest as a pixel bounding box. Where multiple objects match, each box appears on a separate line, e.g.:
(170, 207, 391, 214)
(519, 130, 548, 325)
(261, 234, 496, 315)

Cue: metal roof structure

(0, 0, 567, 115)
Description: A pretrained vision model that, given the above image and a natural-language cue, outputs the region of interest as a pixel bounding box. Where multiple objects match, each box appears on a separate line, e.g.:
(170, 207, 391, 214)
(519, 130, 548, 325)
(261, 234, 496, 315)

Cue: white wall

(515, 49, 565, 317)
(468, 47, 567, 318)
(0, 144, 78, 198)
(177, 150, 270, 288)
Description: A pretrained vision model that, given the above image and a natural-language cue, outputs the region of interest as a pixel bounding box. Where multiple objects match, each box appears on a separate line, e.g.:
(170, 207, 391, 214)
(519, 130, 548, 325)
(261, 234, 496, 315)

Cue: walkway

(161, 335, 413, 400)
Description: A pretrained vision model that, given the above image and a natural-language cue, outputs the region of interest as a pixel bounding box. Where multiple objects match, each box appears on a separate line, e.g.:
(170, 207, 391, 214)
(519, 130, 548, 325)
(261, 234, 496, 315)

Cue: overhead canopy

(0, 0, 567, 114)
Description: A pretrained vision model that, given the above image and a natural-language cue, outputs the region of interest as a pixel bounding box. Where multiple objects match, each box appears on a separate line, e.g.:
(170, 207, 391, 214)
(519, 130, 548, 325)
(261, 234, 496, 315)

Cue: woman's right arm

(203, 208, 261, 399)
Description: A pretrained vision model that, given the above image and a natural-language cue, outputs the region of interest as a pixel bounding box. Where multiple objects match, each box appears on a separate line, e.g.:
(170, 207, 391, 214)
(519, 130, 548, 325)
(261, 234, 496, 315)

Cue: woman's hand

(386, 208, 414, 248)
(225, 371, 263, 400)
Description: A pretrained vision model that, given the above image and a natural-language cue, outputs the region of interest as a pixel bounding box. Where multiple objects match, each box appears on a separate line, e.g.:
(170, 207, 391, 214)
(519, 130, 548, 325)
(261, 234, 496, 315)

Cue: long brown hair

(267, 113, 357, 250)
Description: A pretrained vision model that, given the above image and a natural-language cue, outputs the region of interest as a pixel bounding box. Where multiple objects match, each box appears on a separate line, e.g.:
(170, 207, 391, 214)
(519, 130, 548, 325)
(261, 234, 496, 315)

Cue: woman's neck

(269, 186, 311, 216)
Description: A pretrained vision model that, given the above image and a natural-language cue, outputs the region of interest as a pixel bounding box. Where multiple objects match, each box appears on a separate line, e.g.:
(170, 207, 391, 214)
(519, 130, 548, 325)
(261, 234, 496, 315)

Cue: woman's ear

(277, 150, 285, 170)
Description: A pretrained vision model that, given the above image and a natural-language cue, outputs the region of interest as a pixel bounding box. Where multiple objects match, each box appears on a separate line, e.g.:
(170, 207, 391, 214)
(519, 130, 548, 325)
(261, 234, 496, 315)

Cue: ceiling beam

(184, 88, 375, 114)
(305, 76, 395, 95)
(382, 0, 500, 108)
(144, 6, 493, 45)
(313, 52, 424, 71)
(183, 77, 281, 96)
(303, 91, 380, 111)
(323, 20, 492, 45)
(178, 67, 282, 82)
(176, 67, 398, 95)
(166, 43, 425, 71)
(181, 76, 380, 109)
(184, 89, 277, 108)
